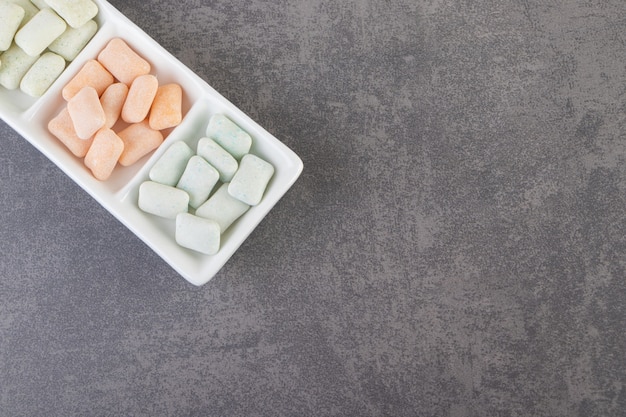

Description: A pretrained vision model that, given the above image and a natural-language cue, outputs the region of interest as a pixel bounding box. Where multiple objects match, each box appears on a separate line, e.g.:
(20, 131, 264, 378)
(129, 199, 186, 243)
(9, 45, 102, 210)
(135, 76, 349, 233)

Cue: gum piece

(0, 3, 25, 52)
(228, 154, 274, 206)
(20, 52, 66, 97)
(196, 183, 250, 233)
(117, 120, 163, 166)
(176, 156, 219, 209)
(0, 43, 38, 90)
(7, 0, 38, 27)
(205, 114, 252, 160)
(62, 59, 113, 100)
(48, 19, 98, 61)
(196, 137, 238, 183)
(175, 213, 220, 255)
(48, 107, 94, 158)
(100, 82, 128, 128)
(149, 141, 194, 186)
(138, 181, 189, 219)
(67, 86, 105, 139)
(15, 8, 67, 57)
(148, 83, 182, 130)
(121, 74, 158, 123)
(45, 0, 98, 28)
(97, 38, 150, 85)
(84, 128, 124, 180)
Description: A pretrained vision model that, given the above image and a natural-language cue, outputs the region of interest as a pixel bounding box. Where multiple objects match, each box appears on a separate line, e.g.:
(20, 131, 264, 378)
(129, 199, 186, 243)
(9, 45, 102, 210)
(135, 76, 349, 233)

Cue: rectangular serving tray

(0, 0, 303, 286)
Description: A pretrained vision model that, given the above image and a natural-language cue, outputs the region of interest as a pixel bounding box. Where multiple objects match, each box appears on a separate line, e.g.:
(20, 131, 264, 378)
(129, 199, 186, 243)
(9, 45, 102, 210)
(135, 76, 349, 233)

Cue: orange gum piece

(48, 107, 94, 158)
(121, 74, 158, 124)
(100, 83, 129, 128)
(117, 120, 163, 166)
(67, 86, 106, 140)
(149, 83, 182, 131)
(62, 60, 114, 101)
(84, 128, 124, 181)
(97, 38, 151, 85)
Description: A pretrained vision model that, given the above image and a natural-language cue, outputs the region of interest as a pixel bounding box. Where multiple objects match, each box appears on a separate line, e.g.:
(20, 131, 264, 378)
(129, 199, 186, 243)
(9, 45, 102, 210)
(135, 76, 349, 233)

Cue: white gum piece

(149, 141, 195, 186)
(0, 3, 25, 51)
(138, 181, 189, 219)
(45, 0, 98, 28)
(175, 213, 220, 255)
(19, 51, 65, 97)
(176, 155, 220, 209)
(0, 43, 39, 90)
(196, 137, 238, 183)
(205, 114, 252, 160)
(48, 19, 98, 61)
(195, 183, 250, 234)
(228, 154, 274, 206)
(15, 8, 67, 56)
(7, 0, 38, 27)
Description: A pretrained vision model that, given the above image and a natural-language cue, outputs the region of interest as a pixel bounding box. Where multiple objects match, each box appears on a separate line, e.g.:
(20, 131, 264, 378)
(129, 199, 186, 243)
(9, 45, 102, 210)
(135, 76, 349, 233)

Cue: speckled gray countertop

(1, 1, 625, 416)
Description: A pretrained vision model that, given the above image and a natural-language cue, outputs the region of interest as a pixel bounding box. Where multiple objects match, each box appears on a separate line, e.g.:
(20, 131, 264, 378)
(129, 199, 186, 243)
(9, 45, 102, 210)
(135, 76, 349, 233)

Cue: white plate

(0, 0, 303, 286)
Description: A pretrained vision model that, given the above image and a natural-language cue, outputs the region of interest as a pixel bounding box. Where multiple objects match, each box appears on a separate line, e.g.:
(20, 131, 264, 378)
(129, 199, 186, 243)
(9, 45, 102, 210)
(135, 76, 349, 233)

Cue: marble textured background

(1, 0, 625, 416)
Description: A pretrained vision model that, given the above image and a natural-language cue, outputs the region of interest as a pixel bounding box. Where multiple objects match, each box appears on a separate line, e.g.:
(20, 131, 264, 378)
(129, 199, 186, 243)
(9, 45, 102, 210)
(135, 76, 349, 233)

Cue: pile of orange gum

(48, 38, 183, 180)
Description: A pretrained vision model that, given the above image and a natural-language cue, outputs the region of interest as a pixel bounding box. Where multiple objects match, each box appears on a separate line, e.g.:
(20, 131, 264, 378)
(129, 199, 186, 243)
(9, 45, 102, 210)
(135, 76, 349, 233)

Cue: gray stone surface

(1, 0, 625, 416)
